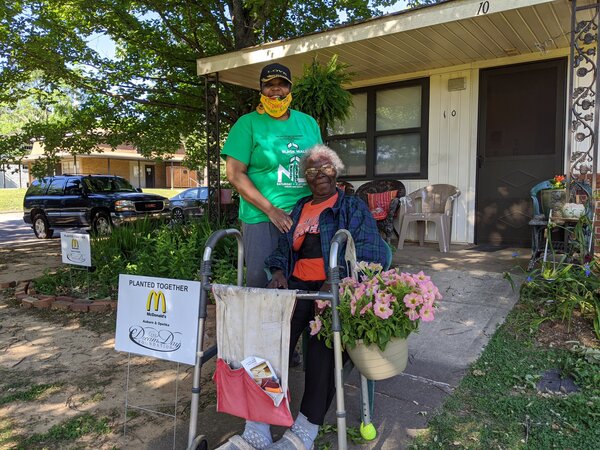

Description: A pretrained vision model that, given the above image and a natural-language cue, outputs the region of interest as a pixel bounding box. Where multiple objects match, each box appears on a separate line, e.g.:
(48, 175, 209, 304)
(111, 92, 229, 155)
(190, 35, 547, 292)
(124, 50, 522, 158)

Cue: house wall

(155, 162, 166, 188)
(401, 68, 476, 245)
(166, 165, 202, 188)
(347, 50, 593, 247)
(349, 68, 477, 245)
(80, 158, 131, 179)
(0, 164, 29, 188)
(67, 157, 170, 188)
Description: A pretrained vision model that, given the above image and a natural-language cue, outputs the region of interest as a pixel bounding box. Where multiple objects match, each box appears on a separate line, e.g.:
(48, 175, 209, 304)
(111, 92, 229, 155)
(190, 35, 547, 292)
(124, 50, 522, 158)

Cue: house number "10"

(477, 1, 490, 15)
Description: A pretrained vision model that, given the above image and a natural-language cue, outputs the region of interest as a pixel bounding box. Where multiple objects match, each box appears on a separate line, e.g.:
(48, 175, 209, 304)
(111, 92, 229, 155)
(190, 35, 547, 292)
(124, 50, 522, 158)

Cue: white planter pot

(562, 203, 586, 219)
(346, 337, 408, 381)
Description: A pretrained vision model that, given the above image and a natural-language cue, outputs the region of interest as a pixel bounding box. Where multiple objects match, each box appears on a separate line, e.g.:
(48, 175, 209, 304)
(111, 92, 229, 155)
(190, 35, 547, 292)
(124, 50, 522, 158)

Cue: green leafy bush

(504, 215, 600, 339)
(34, 217, 239, 299)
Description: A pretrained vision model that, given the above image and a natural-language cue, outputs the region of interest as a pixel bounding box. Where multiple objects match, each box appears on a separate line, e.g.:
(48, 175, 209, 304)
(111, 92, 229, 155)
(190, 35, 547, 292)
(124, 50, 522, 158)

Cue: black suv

(23, 175, 170, 238)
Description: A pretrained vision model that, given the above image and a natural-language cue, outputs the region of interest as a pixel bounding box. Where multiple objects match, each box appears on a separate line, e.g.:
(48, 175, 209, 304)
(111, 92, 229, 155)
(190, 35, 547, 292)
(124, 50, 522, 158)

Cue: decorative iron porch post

(205, 73, 221, 222)
(568, 0, 600, 253)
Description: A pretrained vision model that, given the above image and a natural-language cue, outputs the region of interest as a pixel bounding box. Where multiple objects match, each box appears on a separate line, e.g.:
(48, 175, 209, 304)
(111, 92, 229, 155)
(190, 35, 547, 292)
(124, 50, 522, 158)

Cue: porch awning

(196, 0, 583, 89)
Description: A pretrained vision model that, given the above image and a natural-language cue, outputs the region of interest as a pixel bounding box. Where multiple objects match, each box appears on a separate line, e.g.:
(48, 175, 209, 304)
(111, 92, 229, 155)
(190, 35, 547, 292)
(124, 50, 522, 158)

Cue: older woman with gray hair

(256, 144, 389, 450)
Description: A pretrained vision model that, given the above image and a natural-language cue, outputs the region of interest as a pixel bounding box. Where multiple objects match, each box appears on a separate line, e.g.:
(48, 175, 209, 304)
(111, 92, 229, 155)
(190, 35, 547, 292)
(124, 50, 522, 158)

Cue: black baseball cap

(260, 63, 292, 85)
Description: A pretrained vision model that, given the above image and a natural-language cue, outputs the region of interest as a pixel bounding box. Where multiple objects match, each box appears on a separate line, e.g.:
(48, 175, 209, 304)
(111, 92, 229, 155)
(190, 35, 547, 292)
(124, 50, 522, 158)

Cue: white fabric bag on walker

(212, 284, 296, 426)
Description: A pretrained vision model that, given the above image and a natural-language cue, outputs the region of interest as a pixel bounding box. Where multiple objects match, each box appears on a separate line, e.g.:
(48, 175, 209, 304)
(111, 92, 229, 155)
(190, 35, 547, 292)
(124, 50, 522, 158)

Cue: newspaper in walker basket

(241, 356, 285, 406)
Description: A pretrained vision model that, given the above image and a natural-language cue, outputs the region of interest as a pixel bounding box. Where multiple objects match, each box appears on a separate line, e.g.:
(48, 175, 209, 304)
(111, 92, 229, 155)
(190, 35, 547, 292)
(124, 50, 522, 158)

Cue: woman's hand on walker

(267, 270, 288, 289)
(267, 207, 293, 233)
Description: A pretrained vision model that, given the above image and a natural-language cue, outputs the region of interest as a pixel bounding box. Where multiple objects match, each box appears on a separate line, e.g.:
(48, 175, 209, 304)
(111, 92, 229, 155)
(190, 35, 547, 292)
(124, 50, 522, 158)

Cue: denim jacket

(265, 189, 389, 280)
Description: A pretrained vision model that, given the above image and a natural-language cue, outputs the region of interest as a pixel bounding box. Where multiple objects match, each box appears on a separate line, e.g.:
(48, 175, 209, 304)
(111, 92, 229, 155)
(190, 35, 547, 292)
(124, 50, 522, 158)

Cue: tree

(0, 77, 79, 175)
(406, 0, 441, 7)
(0, 0, 399, 167)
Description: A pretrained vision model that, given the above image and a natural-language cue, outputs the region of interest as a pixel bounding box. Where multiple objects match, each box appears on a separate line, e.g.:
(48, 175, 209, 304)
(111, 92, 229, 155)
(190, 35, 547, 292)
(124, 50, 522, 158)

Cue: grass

(0, 188, 26, 212)
(0, 382, 62, 406)
(0, 367, 111, 448)
(18, 413, 112, 448)
(410, 303, 600, 450)
(142, 187, 184, 198)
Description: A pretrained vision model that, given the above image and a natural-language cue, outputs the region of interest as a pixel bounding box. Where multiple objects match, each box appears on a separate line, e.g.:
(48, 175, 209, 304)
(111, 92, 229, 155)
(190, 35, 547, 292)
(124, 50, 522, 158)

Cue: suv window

(27, 178, 50, 196)
(182, 189, 198, 199)
(83, 176, 136, 193)
(64, 178, 83, 195)
(46, 178, 66, 195)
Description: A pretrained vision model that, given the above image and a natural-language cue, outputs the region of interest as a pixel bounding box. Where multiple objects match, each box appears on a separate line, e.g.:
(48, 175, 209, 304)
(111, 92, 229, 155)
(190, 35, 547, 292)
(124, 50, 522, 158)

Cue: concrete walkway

(153, 243, 529, 449)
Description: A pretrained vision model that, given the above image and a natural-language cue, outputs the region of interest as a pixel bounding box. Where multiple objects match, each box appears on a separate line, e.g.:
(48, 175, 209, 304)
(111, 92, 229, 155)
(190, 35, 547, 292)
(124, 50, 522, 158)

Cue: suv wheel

(33, 214, 54, 239)
(172, 208, 185, 224)
(92, 212, 112, 236)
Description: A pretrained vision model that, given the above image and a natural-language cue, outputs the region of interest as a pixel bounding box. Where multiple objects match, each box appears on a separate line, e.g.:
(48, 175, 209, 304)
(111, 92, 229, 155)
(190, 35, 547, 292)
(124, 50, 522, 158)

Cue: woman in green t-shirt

(218, 63, 321, 450)
(221, 63, 322, 289)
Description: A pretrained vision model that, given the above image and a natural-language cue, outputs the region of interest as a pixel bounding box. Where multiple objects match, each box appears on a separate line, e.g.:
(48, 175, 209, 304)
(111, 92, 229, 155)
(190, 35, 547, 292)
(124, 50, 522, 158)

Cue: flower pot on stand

(346, 337, 408, 381)
(562, 203, 586, 219)
(540, 189, 566, 217)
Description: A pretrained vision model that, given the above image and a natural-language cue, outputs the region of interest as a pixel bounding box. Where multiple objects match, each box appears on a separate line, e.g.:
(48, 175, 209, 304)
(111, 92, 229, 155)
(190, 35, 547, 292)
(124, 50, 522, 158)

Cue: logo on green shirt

(277, 143, 305, 187)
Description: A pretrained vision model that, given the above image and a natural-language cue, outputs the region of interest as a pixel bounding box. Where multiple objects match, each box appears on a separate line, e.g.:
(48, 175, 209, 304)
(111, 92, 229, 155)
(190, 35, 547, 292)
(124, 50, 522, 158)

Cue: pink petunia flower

(353, 284, 367, 301)
(403, 293, 424, 309)
(399, 273, 417, 287)
(375, 291, 393, 304)
(359, 302, 373, 316)
(373, 301, 393, 319)
(419, 305, 435, 322)
(413, 271, 431, 282)
(350, 298, 358, 316)
(315, 299, 331, 312)
(406, 309, 420, 321)
(309, 316, 322, 335)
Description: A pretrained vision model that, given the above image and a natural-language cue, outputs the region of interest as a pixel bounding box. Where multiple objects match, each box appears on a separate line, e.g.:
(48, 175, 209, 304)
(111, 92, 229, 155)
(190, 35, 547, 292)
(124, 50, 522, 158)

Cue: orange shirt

(292, 193, 338, 281)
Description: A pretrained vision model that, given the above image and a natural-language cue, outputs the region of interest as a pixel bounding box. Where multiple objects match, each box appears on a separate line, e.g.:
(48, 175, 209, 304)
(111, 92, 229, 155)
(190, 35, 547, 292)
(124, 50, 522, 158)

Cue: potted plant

(292, 55, 354, 139)
(310, 262, 442, 380)
(541, 175, 567, 217)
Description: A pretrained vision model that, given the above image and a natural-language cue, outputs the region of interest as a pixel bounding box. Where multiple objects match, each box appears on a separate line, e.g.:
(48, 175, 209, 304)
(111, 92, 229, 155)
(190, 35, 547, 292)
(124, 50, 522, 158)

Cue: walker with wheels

(186, 228, 377, 450)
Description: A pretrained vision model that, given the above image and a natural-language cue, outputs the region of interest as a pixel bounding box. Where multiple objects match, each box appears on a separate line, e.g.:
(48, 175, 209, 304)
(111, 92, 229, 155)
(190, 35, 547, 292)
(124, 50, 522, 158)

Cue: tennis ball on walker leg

(360, 422, 377, 440)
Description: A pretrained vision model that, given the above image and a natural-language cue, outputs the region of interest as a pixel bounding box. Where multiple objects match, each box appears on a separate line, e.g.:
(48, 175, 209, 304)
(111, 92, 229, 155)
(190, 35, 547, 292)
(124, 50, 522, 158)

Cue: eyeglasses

(304, 164, 336, 180)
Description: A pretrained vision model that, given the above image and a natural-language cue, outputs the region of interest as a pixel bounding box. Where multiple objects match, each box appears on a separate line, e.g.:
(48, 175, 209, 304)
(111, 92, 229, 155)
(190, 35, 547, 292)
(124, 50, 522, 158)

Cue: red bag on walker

(211, 285, 297, 427)
(213, 358, 293, 426)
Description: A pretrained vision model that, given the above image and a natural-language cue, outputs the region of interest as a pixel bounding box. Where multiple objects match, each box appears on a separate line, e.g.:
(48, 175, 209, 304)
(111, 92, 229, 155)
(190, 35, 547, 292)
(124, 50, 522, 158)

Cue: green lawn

(143, 188, 184, 198)
(0, 188, 183, 213)
(0, 189, 26, 212)
(410, 304, 600, 450)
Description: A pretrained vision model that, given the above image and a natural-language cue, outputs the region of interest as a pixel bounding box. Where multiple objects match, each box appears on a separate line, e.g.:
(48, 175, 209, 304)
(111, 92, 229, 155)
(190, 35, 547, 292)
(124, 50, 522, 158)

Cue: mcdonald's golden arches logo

(146, 290, 166, 313)
(71, 239, 79, 249)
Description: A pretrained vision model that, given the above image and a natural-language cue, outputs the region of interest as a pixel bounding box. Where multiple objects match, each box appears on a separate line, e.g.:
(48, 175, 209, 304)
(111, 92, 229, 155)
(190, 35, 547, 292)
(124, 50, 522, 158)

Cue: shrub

(34, 217, 239, 299)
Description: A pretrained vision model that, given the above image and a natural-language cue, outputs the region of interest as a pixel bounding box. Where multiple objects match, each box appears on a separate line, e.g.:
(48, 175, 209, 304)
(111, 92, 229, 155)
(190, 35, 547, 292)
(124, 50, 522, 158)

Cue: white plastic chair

(395, 184, 460, 252)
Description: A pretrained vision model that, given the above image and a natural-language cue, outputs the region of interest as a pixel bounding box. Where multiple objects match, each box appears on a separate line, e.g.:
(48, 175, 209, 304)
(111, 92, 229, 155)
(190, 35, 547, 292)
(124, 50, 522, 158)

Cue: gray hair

(301, 144, 345, 173)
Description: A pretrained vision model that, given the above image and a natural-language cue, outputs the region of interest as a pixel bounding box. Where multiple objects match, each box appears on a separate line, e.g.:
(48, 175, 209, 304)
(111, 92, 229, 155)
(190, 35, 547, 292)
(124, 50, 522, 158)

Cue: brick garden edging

(5, 280, 117, 313)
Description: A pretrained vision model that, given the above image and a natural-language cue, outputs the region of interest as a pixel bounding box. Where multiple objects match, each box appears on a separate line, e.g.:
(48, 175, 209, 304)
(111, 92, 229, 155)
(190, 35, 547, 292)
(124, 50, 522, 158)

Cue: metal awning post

(205, 73, 221, 222)
(568, 0, 600, 255)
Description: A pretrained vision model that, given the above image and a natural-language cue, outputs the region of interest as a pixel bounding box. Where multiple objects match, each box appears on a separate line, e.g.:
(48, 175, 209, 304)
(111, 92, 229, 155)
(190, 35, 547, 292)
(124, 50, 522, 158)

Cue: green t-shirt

(221, 109, 322, 224)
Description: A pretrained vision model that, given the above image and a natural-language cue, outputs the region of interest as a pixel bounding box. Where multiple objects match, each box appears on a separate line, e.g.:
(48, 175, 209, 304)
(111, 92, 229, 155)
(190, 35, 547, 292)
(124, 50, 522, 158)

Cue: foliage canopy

(1, 0, 405, 170)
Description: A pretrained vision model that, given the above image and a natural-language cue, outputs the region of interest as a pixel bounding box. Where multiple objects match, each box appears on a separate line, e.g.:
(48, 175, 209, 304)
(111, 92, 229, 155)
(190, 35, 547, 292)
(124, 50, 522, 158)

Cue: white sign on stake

(60, 232, 92, 267)
(115, 274, 201, 365)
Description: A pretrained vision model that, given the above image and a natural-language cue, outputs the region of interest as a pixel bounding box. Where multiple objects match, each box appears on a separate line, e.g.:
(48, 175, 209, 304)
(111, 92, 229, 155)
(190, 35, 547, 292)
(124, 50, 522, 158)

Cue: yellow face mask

(257, 93, 292, 118)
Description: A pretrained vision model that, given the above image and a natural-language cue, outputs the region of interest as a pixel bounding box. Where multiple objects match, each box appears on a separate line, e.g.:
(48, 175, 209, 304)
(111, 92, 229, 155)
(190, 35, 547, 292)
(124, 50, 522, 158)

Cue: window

(27, 178, 49, 196)
(83, 176, 136, 193)
(46, 178, 66, 195)
(327, 78, 429, 179)
(61, 160, 80, 174)
(182, 188, 198, 199)
(64, 178, 83, 195)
